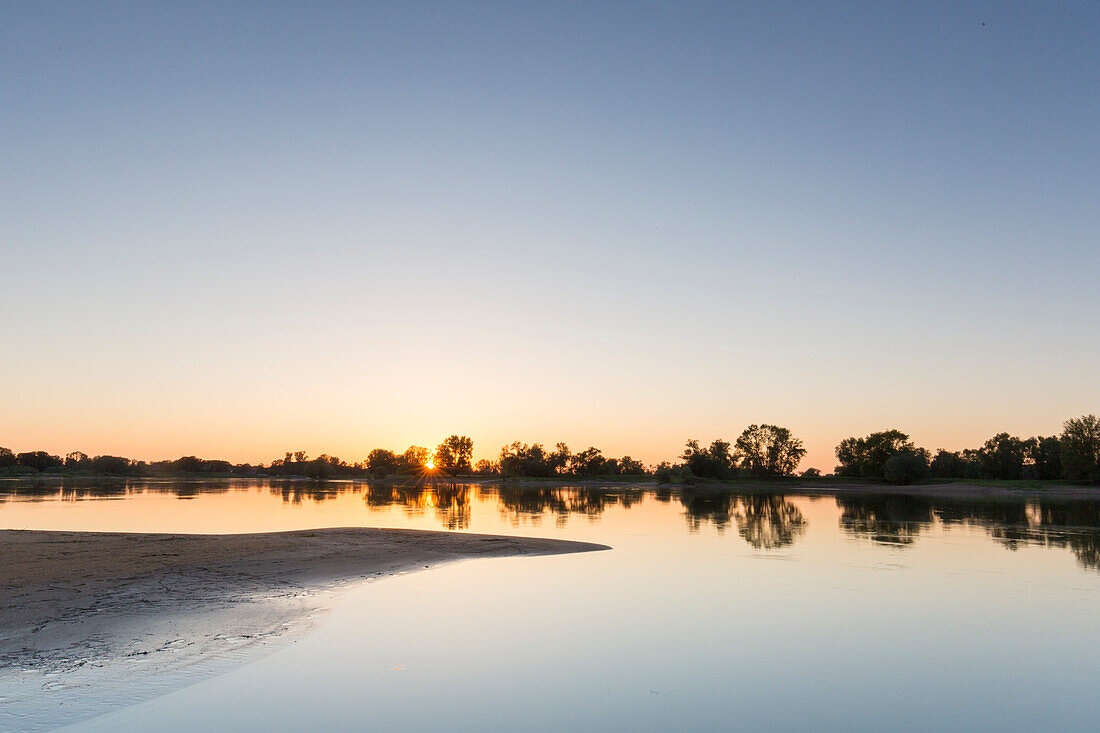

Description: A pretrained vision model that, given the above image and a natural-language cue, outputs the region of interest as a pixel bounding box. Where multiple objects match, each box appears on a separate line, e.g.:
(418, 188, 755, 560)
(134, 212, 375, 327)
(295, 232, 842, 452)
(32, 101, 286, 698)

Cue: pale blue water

(3, 480, 1100, 731)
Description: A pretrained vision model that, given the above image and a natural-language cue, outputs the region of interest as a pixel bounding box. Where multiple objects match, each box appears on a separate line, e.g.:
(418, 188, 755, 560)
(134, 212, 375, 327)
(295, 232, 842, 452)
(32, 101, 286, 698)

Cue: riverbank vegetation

(2, 415, 1098, 485)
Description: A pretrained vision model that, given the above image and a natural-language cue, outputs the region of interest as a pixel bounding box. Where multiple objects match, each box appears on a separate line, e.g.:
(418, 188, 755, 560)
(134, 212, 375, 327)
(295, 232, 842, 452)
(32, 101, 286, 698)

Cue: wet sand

(0, 528, 606, 730)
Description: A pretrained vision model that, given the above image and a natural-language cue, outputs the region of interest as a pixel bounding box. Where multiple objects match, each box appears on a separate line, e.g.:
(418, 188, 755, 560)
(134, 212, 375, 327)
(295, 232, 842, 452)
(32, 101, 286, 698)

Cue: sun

(424, 458, 435, 470)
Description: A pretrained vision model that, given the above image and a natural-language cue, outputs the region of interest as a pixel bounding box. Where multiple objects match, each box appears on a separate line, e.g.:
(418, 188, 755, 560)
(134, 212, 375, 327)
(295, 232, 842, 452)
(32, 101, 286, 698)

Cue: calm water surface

(3, 478, 1100, 732)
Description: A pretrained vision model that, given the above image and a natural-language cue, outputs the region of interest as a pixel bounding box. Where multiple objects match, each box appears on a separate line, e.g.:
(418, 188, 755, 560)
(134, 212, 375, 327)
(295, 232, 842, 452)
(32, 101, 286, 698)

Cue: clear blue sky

(2, 1, 1098, 469)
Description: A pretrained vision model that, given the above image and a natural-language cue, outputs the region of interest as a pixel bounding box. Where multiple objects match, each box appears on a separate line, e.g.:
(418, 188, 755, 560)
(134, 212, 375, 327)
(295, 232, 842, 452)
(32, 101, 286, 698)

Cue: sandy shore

(0, 528, 606, 730)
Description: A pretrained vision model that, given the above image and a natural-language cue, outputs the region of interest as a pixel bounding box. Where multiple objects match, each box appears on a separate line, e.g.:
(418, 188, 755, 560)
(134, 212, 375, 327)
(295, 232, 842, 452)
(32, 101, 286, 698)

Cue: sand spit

(0, 528, 607, 730)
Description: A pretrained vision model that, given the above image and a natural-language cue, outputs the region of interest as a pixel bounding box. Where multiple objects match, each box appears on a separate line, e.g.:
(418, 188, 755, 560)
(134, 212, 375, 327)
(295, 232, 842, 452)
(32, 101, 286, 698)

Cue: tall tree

(400, 446, 430, 471)
(434, 435, 474, 471)
(366, 449, 398, 477)
(1062, 415, 1100, 483)
(549, 443, 571, 474)
(734, 424, 806, 477)
(978, 433, 1029, 480)
(1029, 436, 1062, 480)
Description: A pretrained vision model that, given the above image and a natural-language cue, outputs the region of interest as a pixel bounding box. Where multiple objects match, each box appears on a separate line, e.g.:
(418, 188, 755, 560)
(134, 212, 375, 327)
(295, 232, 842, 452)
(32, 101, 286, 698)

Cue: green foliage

(734, 424, 806, 477)
(835, 430, 922, 479)
(1062, 414, 1100, 483)
(883, 452, 930, 485)
(930, 435, 1063, 481)
(979, 433, 1029, 480)
(1030, 436, 1063, 480)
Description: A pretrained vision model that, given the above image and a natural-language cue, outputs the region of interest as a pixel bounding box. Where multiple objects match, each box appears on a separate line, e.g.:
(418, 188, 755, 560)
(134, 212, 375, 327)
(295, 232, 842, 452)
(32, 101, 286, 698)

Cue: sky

(2, 1, 1098, 471)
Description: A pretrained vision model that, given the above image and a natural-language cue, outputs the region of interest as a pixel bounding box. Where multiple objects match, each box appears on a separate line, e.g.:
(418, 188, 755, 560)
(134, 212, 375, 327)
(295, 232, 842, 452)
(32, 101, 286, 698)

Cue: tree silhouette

(734, 424, 806, 477)
(681, 439, 734, 479)
(835, 430, 925, 479)
(1062, 414, 1100, 483)
(434, 435, 473, 472)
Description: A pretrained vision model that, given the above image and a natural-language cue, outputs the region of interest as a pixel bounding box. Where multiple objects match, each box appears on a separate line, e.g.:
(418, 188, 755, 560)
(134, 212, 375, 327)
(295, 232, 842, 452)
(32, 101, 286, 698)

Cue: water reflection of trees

(362, 482, 472, 530)
(679, 489, 806, 549)
(838, 496, 934, 545)
(490, 485, 645, 527)
(0, 477, 239, 502)
(837, 495, 1100, 570)
(986, 503, 1100, 571)
(734, 495, 807, 549)
(270, 481, 349, 505)
(7, 476, 1100, 572)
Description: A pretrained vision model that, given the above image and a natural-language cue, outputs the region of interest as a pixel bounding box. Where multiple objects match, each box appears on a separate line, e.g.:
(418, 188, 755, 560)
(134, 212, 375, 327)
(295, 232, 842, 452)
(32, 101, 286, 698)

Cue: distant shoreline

(4, 473, 1100, 501)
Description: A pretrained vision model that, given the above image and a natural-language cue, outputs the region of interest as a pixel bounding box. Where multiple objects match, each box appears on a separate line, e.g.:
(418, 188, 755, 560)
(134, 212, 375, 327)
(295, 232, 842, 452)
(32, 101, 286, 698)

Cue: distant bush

(800, 468, 822, 478)
(654, 465, 673, 484)
(883, 452, 930, 485)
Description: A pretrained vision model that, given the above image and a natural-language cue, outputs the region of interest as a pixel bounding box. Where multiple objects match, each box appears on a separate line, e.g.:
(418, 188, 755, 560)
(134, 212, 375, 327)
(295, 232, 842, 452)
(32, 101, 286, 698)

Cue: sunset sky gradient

(2, 1, 1098, 470)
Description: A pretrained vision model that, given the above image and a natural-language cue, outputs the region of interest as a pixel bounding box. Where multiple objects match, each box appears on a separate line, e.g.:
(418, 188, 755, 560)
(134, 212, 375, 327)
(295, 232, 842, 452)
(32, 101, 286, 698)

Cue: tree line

(1, 414, 1097, 484)
(831, 414, 1100, 484)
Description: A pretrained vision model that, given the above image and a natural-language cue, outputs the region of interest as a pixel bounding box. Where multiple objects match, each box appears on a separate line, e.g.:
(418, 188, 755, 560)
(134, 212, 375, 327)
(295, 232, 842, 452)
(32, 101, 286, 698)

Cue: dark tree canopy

(978, 433, 1029, 481)
(835, 430, 922, 479)
(681, 439, 734, 479)
(399, 446, 430, 471)
(434, 435, 474, 471)
(16, 451, 63, 472)
(0, 447, 18, 469)
(883, 452, 930, 485)
(734, 424, 806, 477)
(570, 447, 608, 477)
(499, 442, 556, 477)
(366, 449, 399, 477)
(1062, 414, 1100, 483)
